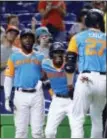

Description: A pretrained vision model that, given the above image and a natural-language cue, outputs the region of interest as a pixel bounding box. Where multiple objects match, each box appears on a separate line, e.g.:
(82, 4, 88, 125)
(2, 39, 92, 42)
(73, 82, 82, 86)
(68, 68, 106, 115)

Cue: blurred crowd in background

(0, 1, 106, 51)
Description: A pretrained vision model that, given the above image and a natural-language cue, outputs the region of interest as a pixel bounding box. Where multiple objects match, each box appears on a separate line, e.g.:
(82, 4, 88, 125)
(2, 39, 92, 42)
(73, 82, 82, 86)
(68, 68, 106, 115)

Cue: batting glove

(5, 98, 11, 112)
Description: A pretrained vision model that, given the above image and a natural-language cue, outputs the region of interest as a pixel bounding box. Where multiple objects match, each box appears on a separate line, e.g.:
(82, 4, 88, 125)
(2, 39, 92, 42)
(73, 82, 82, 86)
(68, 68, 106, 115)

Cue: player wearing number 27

(65, 9, 106, 138)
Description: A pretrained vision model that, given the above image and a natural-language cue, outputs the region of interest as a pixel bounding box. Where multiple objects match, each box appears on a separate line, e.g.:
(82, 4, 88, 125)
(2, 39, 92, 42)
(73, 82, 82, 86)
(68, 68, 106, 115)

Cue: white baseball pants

(71, 72, 106, 138)
(45, 95, 73, 138)
(13, 89, 45, 138)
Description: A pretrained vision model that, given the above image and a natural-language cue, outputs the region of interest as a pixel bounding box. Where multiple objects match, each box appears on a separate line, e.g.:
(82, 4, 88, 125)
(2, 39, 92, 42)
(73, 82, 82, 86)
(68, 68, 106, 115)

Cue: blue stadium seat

(34, 13, 41, 21)
(0, 1, 85, 37)
(18, 13, 34, 27)
(0, 14, 6, 23)
(1, 23, 7, 29)
(64, 21, 76, 32)
(64, 13, 77, 22)
(27, 23, 41, 29)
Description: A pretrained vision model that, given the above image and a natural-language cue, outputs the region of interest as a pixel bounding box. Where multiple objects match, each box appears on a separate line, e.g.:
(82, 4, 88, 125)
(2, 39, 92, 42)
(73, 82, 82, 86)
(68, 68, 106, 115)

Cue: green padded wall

(0, 114, 91, 138)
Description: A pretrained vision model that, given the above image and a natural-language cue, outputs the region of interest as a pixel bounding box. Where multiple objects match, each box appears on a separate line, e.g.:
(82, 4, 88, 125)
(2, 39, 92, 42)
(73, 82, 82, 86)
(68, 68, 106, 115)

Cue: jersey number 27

(85, 38, 106, 56)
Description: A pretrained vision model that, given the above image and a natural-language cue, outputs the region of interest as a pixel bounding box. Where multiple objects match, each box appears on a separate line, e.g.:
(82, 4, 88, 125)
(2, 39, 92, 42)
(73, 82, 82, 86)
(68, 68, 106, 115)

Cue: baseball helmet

(85, 8, 105, 32)
(49, 42, 65, 59)
(20, 28, 35, 42)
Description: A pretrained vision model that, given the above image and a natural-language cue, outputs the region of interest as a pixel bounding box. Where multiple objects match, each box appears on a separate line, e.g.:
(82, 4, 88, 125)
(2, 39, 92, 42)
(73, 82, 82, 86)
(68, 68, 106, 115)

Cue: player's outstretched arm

(4, 76, 13, 112)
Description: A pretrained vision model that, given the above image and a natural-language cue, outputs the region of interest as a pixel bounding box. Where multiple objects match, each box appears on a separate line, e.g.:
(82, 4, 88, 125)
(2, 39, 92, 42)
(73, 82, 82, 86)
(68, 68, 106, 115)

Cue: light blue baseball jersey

(5, 51, 44, 89)
(68, 29, 106, 72)
(42, 59, 69, 95)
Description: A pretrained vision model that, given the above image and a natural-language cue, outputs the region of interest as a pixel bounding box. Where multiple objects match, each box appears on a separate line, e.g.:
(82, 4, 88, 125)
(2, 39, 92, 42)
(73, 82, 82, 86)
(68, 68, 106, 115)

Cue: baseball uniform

(67, 29, 106, 138)
(42, 58, 73, 138)
(5, 50, 45, 138)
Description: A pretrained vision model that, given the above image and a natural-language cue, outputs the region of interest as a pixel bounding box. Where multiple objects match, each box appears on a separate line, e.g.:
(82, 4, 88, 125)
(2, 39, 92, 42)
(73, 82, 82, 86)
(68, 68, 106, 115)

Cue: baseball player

(65, 9, 106, 138)
(42, 42, 74, 138)
(4, 29, 45, 138)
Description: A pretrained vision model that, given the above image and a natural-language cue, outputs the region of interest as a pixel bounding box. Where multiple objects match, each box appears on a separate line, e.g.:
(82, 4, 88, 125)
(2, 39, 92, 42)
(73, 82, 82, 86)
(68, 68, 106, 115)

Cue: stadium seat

(18, 13, 33, 21)
(64, 21, 76, 32)
(34, 13, 41, 21)
(1, 1, 84, 30)
(64, 13, 77, 22)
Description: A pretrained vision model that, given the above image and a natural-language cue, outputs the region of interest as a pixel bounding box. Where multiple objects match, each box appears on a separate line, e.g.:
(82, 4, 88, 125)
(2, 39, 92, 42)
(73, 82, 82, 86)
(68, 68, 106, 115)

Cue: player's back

(75, 29, 106, 72)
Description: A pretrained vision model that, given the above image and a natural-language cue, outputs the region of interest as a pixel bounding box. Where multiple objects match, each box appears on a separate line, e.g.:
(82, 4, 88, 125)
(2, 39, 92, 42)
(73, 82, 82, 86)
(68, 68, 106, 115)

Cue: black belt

(56, 94, 70, 98)
(16, 87, 36, 93)
(82, 70, 106, 75)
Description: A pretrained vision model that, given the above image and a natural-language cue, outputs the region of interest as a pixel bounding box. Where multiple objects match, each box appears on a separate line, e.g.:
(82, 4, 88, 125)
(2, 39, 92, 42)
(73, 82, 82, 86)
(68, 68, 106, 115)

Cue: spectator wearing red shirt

(38, 1, 66, 42)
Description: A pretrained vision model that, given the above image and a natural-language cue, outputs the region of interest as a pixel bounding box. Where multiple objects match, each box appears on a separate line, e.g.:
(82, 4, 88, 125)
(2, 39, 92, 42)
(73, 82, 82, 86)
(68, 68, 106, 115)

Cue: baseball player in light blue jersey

(4, 29, 45, 138)
(65, 9, 106, 138)
(42, 42, 74, 138)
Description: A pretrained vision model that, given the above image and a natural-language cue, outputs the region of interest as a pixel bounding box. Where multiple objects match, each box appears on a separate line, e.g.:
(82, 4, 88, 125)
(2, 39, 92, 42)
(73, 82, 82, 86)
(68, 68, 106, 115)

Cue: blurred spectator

(92, 1, 106, 11)
(38, 1, 66, 42)
(7, 14, 19, 28)
(0, 26, 5, 44)
(1, 25, 19, 86)
(7, 14, 21, 48)
(34, 26, 52, 58)
(68, 8, 89, 40)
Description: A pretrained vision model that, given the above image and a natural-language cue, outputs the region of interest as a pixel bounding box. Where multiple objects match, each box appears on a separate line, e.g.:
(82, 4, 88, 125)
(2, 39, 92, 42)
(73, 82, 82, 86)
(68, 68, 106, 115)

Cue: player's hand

(80, 76, 93, 84)
(5, 99, 11, 112)
(68, 84, 74, 90)
(80, 76, 88, 83)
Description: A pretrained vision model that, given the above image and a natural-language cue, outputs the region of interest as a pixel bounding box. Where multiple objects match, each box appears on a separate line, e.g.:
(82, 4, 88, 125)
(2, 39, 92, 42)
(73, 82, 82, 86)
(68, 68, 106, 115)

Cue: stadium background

(0, 1, 91, 138)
